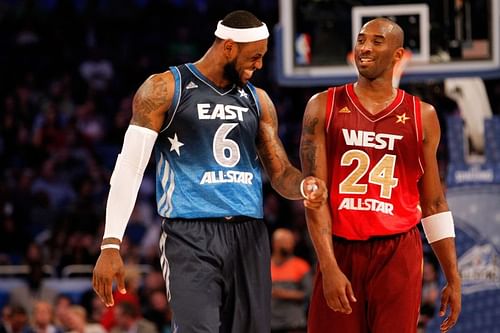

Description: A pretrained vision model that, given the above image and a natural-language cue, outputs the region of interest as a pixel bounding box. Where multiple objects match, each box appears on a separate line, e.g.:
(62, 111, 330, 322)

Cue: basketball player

(300, 18, 461, 332)
(92, 10, 327, 333)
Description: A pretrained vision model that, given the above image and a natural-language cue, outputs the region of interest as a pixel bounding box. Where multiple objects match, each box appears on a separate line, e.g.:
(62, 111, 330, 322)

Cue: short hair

(221, 10, 263, 29)
(117, 301, 140, 318)
(10, 305, 28, 316)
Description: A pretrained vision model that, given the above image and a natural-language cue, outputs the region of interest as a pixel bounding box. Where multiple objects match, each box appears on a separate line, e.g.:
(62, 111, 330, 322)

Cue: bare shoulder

(253, 87, 279, 128)
(419, 100, 441, 141)
(419, 100, 440, 126)
(304, 90, 329, 119)
(131, 71, 175, 130)
(254, 87, 274, 113)
(420, 100, 438, 119)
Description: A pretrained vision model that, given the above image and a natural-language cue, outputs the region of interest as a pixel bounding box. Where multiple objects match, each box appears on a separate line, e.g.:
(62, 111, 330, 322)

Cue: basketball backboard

(276, 0, 500, 86)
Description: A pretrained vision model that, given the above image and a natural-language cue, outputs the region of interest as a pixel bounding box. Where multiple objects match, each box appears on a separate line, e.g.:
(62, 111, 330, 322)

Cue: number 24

(339, 150, 398, 199)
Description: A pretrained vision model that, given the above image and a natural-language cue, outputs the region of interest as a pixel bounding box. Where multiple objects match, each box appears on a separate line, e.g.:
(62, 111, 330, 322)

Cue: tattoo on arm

(303, 115, 319, 135)
(131, 75, 168, 129)
(257, 91, 303, 198)
(301, 115, 319, 175)
(263, 93, 278, 125)
(257, 92, 286, 173)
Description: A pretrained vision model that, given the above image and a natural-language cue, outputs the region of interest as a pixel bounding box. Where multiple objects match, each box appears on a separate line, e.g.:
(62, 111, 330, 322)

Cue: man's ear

(394, 47, 405, 62)
(223, 39, 237, 59)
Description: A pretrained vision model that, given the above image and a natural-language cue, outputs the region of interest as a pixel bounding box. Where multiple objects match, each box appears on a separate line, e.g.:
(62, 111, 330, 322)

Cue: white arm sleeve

(103, 125, 158, 241)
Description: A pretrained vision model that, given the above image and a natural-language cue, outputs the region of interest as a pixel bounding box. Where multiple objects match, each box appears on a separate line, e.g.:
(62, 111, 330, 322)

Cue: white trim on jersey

(162, 66, 183, 132)
(346, 84, 405, 123)
(186, 64, 235, 96)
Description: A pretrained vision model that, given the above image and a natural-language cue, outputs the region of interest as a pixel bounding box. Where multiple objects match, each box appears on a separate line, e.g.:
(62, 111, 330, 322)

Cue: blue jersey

(154, 63, 264, 219)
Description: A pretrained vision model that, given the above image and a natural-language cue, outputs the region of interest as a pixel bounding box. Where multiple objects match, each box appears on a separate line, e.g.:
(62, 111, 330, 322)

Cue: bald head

(272, 228, 295, 256)
(362, 17, 404, 49)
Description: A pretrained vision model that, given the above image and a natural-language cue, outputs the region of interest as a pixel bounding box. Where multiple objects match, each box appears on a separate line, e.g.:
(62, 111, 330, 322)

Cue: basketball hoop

(346, 49, 412, 88)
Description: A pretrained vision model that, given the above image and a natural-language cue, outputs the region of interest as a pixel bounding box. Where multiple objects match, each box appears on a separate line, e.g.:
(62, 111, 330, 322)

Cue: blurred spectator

(100, 266, 141, 331)
(31, 100, 67, 156)
(53, 295, 73, 328)
(0, 206, 32, 264)
(59, 305, 106, 333)
(142, 290, 171, 333)
(79, 290, 106, 327)
(7, 305, 31, 333)
(166, 25, 199, 64)
(270, 228, 312, 333)
(79, 47, 114, 94)
(418, 258, 441, 331)
(26, 301, 63, 333)
(74, 99, 106, 145)
(110, 301, 158, 333)
(0, 305, 13, 333)
(9, 245, 58, 314)
(30, 159, 76, 210)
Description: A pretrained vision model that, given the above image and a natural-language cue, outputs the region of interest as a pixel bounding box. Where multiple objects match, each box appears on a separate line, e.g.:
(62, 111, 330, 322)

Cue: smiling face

(223, 39, 268, 86)
(354, 18, 404, 81)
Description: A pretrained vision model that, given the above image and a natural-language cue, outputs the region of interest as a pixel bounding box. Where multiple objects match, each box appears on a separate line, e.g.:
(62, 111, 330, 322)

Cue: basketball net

(346, 49, 412, 88)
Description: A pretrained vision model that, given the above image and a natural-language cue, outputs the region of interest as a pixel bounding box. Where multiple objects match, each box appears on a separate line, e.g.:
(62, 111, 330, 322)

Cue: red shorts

(308, 227, 423, 333)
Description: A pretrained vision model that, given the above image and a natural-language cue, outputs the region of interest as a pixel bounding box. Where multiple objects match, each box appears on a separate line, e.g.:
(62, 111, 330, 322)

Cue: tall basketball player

(300, 18, 461, 332)
(92, 10, 327, 333)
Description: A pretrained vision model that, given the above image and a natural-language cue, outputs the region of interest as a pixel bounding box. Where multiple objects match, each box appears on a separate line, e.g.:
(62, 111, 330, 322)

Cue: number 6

(213, 123, 240, 167)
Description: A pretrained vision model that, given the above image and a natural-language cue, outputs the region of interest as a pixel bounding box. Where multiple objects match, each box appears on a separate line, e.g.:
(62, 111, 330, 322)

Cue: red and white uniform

(325, 83, 424, 240)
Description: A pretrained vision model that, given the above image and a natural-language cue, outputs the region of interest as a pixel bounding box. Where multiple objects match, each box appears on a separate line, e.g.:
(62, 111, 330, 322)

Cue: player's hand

(322, 266, 357, 314)
(92, 249, 126, 307)
(302, 176, 328, 209)
(439, 280, 461, 332)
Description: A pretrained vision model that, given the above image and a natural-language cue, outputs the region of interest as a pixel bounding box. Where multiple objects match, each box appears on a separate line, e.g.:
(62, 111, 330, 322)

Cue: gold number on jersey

(339, 150, 369, 194)
(369, 154, 398, 198)
(339, 150, 398, 199)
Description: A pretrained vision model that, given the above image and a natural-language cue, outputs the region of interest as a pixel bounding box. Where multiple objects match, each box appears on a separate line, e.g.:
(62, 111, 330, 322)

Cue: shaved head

(362, 17, 404, 49)
(272, 228, 295, 256)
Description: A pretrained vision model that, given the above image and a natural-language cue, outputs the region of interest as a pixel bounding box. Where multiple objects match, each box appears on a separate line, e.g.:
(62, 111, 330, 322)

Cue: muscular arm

(418, 102, 461, 331)
(130, 71, 174, 131)
(255, 88, 304, 199)
(418, 102, 459, 280)
(101, 71, 174, 247)
(300, 92, 337, 273)
(94, 71, 175, 307)
(300, 91, 356, 313)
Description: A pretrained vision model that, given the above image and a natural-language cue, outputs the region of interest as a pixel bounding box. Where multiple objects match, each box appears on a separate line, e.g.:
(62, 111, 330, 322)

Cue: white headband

(214, 20, 269, 42)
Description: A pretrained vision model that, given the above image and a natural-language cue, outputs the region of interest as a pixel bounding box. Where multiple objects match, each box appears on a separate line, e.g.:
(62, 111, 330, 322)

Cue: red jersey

(325, 84, 424, 240)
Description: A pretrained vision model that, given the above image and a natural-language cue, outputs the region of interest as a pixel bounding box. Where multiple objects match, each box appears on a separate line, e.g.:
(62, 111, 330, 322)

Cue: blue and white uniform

(154, 63, 263, 219)
(158, 63, 271, 333)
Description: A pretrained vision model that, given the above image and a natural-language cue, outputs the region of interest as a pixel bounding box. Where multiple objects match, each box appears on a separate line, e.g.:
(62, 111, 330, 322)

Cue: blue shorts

(160, 216, 271, 333)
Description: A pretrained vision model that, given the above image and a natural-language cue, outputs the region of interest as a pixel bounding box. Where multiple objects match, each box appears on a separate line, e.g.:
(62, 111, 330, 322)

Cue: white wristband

(300, 179, 318, 199)
(300, 179, 308, 199)
(421, 211, 455, 243)
(100, 244, 120, 251)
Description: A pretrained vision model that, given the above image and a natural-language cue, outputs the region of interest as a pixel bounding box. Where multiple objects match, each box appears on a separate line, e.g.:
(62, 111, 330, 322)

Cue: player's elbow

(421, 197, 449, 217)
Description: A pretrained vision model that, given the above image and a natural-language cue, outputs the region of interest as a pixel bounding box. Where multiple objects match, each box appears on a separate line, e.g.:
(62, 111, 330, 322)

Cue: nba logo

(295, 33, 311, 65)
